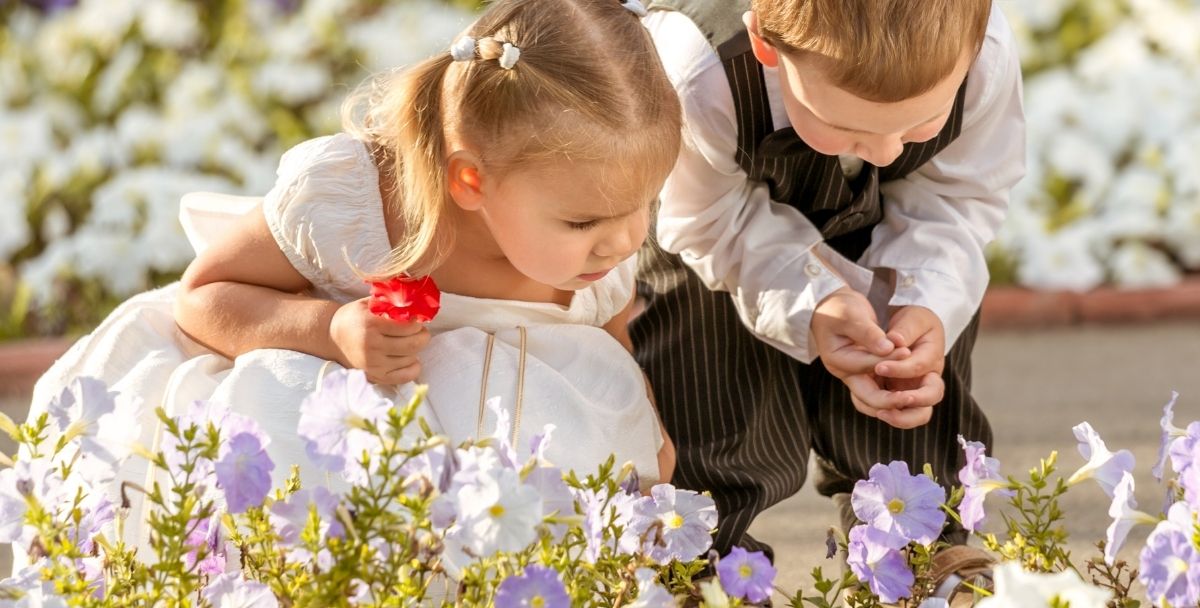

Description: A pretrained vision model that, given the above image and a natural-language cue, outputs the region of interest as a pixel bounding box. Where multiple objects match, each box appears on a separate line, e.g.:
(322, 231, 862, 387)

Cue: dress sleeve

(260, 133, 385, 296)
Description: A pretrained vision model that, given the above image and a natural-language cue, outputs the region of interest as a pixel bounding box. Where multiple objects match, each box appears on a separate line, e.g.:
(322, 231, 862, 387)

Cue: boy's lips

(577, 268, 612, 281)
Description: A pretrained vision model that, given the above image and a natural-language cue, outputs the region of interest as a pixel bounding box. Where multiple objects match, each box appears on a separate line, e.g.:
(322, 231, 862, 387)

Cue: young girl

(26, 0, 680, 545)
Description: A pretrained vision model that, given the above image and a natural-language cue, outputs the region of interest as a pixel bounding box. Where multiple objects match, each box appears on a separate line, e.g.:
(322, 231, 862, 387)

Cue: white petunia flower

(1108, 241, 1180, 290)
(976, 562, 1111, 608)
(139, 0, 203, 49)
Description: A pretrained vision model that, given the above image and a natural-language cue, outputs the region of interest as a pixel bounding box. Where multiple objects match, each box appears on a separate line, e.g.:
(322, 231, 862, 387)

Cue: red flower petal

(366, 275, 441, 323)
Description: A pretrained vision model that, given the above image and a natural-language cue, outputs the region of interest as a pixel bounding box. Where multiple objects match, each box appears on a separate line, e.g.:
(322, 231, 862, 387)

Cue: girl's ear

(743, 11, 780, 69)
(447, 151, 486, 211)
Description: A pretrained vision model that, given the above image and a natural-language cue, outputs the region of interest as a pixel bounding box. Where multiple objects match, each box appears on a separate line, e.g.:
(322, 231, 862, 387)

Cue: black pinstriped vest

(648, 0, 968, 260)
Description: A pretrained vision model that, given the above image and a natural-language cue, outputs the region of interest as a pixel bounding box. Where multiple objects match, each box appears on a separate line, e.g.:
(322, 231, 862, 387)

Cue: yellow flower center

(887, 498, 905, 514)
(530, 596, 545, 608)
(664, 511, 684, 529)
(489, 504, 505, 518)
(739, 564, 753, 579)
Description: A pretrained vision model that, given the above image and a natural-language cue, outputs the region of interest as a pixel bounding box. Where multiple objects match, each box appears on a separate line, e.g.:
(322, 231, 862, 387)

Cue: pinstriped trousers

(631, 246, 993, 559)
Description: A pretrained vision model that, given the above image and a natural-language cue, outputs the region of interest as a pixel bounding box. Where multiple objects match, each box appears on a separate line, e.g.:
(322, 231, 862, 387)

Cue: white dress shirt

(645, 5, 1026, 363)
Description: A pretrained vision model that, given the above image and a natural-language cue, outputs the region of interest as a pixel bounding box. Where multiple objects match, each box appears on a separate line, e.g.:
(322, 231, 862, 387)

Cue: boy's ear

(447, 151, 486, 211)
(743, 11, 779, 69)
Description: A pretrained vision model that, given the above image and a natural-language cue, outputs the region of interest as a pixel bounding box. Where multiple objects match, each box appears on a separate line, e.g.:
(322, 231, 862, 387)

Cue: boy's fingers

(843, 319, 894, 357)
(376, 319, 426, 338)
(843, 374, 912, 411)
(893, 372, 945, 409)
(875, 405, 934, 429)
(823, 348, 887, 378)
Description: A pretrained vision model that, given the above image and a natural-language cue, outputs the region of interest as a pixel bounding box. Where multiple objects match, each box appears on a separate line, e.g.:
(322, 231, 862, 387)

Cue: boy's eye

(566, 219, 600, 231)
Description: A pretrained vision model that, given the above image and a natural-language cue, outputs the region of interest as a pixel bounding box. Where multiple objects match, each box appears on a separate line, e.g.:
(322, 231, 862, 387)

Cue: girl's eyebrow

(564, 197, 653, 222)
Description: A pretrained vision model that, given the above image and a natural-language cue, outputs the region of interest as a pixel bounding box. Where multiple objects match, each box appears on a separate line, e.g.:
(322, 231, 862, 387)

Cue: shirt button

(900, 275, 916, 288)
(804, 263, 823, 278)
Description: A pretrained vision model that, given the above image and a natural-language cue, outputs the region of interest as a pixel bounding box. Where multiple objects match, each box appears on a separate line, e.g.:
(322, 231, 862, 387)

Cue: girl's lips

(577, 268, 612, 281)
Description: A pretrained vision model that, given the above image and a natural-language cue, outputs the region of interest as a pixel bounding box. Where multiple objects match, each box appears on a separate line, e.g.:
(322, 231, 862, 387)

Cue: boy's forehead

(781, 49, 972, 135)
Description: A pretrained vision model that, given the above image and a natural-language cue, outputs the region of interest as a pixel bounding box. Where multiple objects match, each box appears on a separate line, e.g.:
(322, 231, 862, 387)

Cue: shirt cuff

(748, 248, 868, 363)
(887, 267, 976, 353)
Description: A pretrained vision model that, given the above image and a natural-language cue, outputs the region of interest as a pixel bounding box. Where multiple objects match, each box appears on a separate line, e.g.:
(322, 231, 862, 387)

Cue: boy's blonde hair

(752, 0, 991, 103)
(343, 0, 682, 278)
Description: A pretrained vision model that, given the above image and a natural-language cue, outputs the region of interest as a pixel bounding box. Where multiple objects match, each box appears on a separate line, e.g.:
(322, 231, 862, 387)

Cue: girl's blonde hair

(752, 0, 991, 103)
(343, 0, 682, 278)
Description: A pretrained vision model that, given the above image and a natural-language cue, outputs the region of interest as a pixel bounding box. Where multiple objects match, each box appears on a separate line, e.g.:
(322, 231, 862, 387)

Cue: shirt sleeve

(863, 5, 1027, 350)
(646, 11, 874, 364)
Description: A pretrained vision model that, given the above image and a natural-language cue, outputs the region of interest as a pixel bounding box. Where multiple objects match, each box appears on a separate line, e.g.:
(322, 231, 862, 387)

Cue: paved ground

(2, 319, 1199, 600)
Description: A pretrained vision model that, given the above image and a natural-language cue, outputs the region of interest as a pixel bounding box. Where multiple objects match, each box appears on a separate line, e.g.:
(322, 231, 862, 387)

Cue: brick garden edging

(1, 277, 1198, 395)
(980, 274, 1200, 329)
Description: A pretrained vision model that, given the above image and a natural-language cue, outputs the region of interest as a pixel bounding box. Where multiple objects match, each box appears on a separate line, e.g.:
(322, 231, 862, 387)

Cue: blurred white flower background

(0, 0, 1197, 338)
(999, 0, 1200, 292)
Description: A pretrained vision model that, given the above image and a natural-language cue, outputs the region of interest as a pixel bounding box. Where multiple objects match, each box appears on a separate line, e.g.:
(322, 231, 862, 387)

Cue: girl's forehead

(503, 160, 658, 212)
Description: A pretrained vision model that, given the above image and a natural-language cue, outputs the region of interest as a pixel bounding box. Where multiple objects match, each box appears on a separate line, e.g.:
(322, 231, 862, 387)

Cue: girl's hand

(328, 297, 431, 385)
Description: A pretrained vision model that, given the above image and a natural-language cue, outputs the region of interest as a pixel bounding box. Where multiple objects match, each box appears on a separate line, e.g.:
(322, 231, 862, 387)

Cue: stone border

(981, 275, 1200, 329)
(1, 277, 1198, 395)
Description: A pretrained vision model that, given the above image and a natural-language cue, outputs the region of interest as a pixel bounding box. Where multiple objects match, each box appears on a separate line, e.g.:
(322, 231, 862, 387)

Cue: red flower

(366, 275, 441, 323)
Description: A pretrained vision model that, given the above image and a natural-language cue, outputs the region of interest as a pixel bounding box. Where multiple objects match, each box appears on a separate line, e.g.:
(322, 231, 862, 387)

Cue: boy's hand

(811, 287, 904, 379)
(328, 297, 431, 385)
(866, 305, 948, 427)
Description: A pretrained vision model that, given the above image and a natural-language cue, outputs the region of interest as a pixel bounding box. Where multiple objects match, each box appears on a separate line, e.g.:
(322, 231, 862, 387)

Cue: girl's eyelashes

(565, 219, 600, 231)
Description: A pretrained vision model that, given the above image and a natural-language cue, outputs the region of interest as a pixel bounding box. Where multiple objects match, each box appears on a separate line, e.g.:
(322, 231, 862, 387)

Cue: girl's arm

(174, 205, 428, 385)
(604, 295, 676, 484)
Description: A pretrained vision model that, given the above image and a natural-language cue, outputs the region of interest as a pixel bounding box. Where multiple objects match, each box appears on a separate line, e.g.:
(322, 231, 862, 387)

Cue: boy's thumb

(850, 321, 894, 357)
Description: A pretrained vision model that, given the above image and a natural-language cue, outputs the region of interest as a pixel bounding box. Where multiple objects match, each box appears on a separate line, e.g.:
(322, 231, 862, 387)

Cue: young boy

(631, 0, 1024, 561)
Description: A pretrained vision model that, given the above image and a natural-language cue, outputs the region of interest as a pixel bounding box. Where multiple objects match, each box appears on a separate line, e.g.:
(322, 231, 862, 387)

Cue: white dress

(25, 133, 663, 551)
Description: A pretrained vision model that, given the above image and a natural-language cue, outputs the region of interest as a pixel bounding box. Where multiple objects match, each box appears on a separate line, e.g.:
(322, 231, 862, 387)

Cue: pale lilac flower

(628, 567, 676, 607)
(46, 377, 141, 469)
(78, 555, 105, 598)
(852, 461, 946, 546)
(1167, 421, 1200, 478)
(846, 524, 914, 604)
(1138, 503, 1200, 607)
(67, 492, 114, 553)
(0, 457, 58, 544)
(494, 565, 570, 608)
(297, 369, 391, 485)
(1181, 445, 1200, 504)
(716, 546, 776, 604)
(1152, 392, 1184, 481)
(957, 436, 1013, 532)
(453, 465, 543, 556)
(1104, 472, 1158, 565)
(0, 466, 30, 544)
(202, 572, 278, 607)
(1067, 422, 1136, 497)
(577, 487, 640, 562)
(524, 465, 574, 541)
(917, 600, 948, 608)
(214, 432, 274, 513)
(268, 487, 343, 546)
(632, 484, 719, 563)
(184, 515, 226, 576)
(977, 562, 1111, 608)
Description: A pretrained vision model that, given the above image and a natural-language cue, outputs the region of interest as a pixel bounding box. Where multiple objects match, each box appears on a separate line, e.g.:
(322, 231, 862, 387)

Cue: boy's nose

(857, 138, 905, 167)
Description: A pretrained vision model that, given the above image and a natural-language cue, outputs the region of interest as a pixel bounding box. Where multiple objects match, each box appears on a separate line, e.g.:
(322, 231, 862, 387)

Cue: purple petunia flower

(1067, 422, 1136, 497)
(576, 487, 641, 563)
(957, 436, 1013, 533)
(184, 515, 226, 576)
(852, 461, 946, 546)
(1152, 392, 1184, 481)
(297, 369, 391, 485)
(1104, 472, 1158, 566)
(846, 524, 914, 604)
(632, 484, 719, 563)
(202, 572, 278, 608)
(1138, 503, 1200, 607)
(269, 487, 343, 546)
(1168, 421, 1200, 479)
(494, 565, 570, 608)
(1181, 445, 1200, 504)
(214, 432, 275, 514)
(716, 546, 776, 604)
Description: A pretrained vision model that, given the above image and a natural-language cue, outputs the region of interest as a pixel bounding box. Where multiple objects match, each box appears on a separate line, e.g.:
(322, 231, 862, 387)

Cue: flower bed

(2, 372, 1198, 607)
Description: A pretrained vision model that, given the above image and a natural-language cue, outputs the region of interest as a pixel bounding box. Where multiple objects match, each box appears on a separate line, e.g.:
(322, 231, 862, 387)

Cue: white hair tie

(499, 42, 521, 70)
(621, 0, 648, 17)
(449, 36, 476, 62)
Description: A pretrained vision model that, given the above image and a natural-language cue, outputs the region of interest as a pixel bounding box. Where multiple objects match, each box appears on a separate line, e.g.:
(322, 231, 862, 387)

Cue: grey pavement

(2, 319, 1199, 598)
